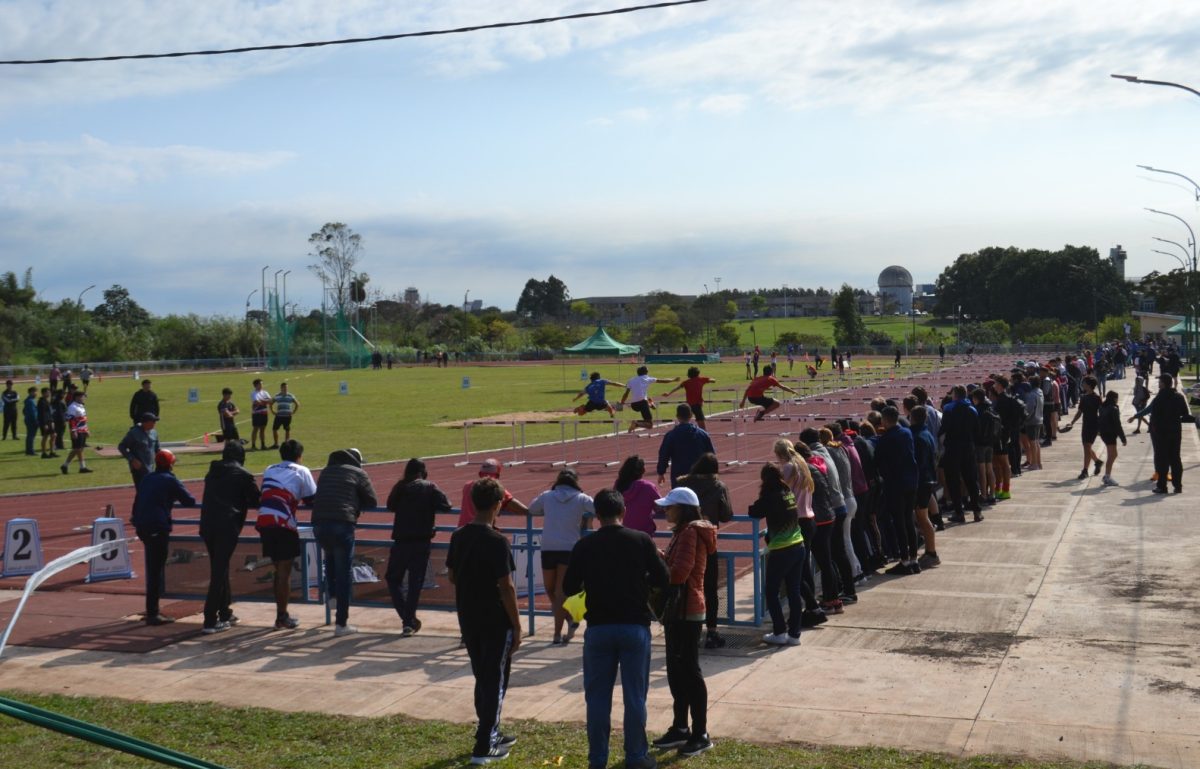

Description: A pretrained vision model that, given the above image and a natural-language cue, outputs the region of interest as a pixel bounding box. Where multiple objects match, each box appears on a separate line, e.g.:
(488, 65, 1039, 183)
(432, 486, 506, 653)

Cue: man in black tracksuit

(1131, 374, 1197, 494)
(200, 442, 261, 633)
(939, 385, 983, 522)
(2, 380, 19, 440)
(129, 379, 160, 426)
(385, 458, 451, 635)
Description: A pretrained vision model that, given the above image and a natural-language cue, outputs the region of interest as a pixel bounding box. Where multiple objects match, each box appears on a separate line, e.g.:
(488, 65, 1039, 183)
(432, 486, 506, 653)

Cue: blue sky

(3, 0, 1200, 318)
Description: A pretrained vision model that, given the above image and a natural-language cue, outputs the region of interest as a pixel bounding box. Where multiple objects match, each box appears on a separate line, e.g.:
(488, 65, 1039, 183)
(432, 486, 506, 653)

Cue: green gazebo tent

(562, 325, 641, 356)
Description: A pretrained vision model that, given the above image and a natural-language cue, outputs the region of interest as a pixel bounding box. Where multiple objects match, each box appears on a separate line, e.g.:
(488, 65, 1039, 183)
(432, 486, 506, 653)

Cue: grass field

(0, 691, 1139, 769)
(0, 356, 946, 493)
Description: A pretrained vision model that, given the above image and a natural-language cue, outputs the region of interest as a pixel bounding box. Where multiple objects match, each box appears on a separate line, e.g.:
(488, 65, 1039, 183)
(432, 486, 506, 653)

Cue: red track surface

(1, 357, 1014, 600)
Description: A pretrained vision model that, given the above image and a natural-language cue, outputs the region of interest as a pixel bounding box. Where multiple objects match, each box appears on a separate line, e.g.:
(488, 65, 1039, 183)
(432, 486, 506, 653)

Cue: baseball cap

(139, 412, 159, 423)
(479, 458, 502, 477)
(655, 487, 700, 508)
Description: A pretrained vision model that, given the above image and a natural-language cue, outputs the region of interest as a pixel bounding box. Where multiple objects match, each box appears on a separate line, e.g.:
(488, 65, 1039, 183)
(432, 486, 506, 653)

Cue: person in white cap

(651, 485, 716, 758)
(457, 458, 528, 528)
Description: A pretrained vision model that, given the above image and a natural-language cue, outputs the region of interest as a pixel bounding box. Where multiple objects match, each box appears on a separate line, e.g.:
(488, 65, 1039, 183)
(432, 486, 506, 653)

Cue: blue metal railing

(162, 510, 764, 634)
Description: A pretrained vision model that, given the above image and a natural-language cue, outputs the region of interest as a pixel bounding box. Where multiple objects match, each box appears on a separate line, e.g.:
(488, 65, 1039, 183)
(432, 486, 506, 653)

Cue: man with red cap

(458, 458, 528, 527)
(131, 449, 196, 625)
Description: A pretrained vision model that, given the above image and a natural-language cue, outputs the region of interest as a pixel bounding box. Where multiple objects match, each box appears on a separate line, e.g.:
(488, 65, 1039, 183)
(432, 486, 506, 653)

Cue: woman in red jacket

(651, 486, 717, 758)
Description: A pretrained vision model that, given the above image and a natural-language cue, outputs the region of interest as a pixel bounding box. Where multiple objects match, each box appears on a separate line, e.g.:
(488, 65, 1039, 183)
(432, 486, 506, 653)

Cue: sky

(3, 0, 1200, 319)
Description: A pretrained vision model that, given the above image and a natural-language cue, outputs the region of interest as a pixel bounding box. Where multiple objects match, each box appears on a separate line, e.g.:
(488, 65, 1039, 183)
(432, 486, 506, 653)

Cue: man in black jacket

(311, 448, 377, 635)
(385, 458, 451, 636)
(563, 489, 669, 769)
(939, 385, 983, 523)
(129, 379, 159, 426)
(1131, 374, 1197, 494)
(200, 442, 261, 633)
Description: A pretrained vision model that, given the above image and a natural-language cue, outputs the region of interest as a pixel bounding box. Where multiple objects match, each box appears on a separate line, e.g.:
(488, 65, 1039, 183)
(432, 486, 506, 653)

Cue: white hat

(654, 487, 700, 507)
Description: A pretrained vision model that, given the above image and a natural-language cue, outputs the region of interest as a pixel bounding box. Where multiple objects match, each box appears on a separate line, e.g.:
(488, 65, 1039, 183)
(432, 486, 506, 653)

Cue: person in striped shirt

(256, 439, 317, 629)
(61, 391, 92, 474)
(270, 382, 299, 447)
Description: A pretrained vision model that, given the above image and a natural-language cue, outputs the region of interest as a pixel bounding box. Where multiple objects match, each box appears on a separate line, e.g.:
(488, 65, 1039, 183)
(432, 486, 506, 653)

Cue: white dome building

(878, 265, 914, 314)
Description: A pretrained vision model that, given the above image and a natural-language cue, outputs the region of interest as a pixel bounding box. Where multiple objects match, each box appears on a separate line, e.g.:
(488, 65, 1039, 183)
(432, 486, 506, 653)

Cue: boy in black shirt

(447, 477, 522, 765)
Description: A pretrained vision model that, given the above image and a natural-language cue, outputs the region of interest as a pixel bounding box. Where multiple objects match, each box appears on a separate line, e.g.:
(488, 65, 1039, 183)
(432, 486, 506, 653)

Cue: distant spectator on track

(249, 378, 272, 450)
(60, 391, 91, 474)
(271, 381, 299, 447)
(118, 412, 160, 487)
(217, 388, 240, 443)
(22, 386, 37, 455)
(2, 379, 19, 441)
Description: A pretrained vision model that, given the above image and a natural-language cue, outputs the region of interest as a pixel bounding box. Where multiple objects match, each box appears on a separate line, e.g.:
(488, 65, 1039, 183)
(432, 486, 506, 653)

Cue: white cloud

(0, 136, 294, 204)
(697, 93, 748, 114)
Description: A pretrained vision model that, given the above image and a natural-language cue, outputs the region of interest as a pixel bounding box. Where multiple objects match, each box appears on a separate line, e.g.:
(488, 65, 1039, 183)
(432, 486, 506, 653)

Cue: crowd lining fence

(161, 511, 766, 634)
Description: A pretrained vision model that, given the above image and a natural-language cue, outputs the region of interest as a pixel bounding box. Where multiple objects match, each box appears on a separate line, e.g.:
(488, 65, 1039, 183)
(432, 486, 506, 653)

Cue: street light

(76, 284, 96, 308)
(282, 270, 291, 311)
(260, 265, 269, 314)
(245, 288, 258, 316)
(1116, 73, 1200, 376)
(1137, 164, 1200, 201)
(1152, 249, 1189, 271)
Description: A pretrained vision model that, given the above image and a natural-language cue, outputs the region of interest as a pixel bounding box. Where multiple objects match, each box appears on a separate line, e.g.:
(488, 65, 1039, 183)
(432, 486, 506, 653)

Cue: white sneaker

(201, 621, 231, 635)
(785, 634, 801, 646)
(763, 632, 789, 646)
(333, 623, 358, 637)
(1102, 476, 1119, 486)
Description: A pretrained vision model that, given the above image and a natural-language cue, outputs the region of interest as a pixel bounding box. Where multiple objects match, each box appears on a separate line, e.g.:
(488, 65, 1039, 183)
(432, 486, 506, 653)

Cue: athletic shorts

(1099, 432, 1120, 445)
(540, 550, 571, 570)
(40, 425, 54, 436)
(689, 404, 705, 422)
(260, 527, 300, 562)
(748, 396, 776, 409)
(1024, 424, 1042, 441)
(252, 412, 268, 427)
(974, 446, 993, 464)
(1081, 428, 1098, 445)
(272, 415, 292, 431)
(71, 434, 88, 450)
(915, 482, 934, 510)
(582, 401, 608, 413)
(629, 401, 652, 422)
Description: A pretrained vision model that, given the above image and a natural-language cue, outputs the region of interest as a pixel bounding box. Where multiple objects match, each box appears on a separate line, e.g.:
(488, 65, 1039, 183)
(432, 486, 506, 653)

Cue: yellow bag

(563, 591, 587, 624)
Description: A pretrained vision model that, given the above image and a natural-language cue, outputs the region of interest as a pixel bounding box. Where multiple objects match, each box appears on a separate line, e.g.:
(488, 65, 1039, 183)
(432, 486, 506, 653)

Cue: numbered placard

(511, 532, 545, 598)
(338, 381, 349, 396)
(2, 518, 44, 577)
(580, 368, 589, 381)
(87, 517, 133, 583)
(461, 376, 471, 389)
(187, 388, 199, 403)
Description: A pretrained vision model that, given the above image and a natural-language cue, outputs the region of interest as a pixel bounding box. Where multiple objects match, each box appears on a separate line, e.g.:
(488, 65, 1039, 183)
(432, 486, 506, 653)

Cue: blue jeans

(582, 623, 651, 767)
(313, 521, 356, 626)
(764, 543, 806, 637)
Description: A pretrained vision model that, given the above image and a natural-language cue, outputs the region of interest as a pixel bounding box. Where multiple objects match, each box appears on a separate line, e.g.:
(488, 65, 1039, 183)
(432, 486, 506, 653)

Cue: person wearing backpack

(970, 388, 999, 504)
(990, 376, 1025, 493)
(678, 452, 734, 649)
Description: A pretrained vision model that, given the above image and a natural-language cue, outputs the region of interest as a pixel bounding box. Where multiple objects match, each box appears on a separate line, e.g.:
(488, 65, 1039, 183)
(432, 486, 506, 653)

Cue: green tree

(308, 222, 364, 318)
(530, 323, 572, 349)
(91, 285, 150, 329)
(831, 284, 867, 346)
(1136, 269, 1191, 315)
(516, 275, 570, 320)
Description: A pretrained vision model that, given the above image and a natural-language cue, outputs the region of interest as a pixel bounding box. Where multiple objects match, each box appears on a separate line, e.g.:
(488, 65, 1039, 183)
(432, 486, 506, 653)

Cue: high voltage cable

(0, 0, 709, 65)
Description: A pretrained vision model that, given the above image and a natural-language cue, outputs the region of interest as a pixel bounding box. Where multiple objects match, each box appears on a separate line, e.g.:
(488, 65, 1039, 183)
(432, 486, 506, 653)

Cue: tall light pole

(1115, 73, 1200, 375)
(260, 265, 269, 314)
(282, 270, 291, 311)
(245, 288, 257, 317)
(77, 284, 96, 308)
(1137, 164, 1200, 201)
(1153, 236, 1192, 264)
(1152, 249, 1189, 271)
(1145, 208, 1199, 370)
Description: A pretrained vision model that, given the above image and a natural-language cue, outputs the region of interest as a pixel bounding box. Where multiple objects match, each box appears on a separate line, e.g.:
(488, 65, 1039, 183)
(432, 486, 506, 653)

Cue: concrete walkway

(2, 376, 1198, 768)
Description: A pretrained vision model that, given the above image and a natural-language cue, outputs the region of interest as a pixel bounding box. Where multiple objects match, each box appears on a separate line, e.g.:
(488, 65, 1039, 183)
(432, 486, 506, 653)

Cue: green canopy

(1166, 318, 1200, 334)
(562, 325, 641, 356)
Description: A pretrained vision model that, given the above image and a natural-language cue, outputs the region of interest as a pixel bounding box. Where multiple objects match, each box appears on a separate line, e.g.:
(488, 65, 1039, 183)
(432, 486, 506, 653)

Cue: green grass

(729, 316, 954, 349)
(0, 357, 946, 493)
(0, 691, 1141, 769)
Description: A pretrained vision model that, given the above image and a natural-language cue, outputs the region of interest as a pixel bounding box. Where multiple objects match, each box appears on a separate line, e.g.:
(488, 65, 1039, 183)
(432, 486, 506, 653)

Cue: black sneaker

(703, 630, 725, 649)
(496, 733, 517, 749)
(885, 561, 911, 576)
(79, 467, 93, 473)
(470, 743, 511, 765)
(800, 609, 828, 628)
(678, 733, 714, 757)
(839, 593, 858, 605)
(1094, 459, 1103, 476)
(651, 726, 691, 749)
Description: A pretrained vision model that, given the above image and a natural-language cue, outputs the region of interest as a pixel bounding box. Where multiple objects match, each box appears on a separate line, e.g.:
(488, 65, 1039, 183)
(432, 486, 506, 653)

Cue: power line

(0, 0, 709, 66)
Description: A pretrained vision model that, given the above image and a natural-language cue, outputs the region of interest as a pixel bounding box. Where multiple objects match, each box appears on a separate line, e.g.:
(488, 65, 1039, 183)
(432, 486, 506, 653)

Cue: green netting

(324, 307, 372, 369)
(265, 291, 295, 370)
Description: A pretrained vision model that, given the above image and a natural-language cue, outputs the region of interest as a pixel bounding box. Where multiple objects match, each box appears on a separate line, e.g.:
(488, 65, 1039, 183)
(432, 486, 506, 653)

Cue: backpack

(976, 407, 997, 446)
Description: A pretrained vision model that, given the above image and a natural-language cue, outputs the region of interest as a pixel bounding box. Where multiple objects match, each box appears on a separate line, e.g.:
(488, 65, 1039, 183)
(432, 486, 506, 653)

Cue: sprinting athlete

(620, 366, 679, 433)
(662, 367, 715, 429)
(573, 372, 626, 417)
(740, 364, 798, 422)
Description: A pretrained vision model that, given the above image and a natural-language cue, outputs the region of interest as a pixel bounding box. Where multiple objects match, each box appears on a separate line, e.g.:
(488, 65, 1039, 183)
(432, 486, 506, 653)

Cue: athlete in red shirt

(740, 365, 797, 422)
(663, 367, 715, 429)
